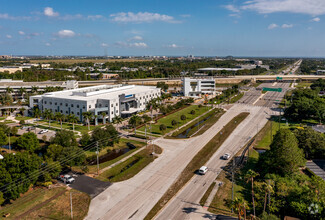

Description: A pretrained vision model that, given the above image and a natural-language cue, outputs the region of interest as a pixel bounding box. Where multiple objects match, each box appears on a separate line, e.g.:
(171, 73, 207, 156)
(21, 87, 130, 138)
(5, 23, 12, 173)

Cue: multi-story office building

(182, 77, 216, 97)
(29, 84, 161, 124)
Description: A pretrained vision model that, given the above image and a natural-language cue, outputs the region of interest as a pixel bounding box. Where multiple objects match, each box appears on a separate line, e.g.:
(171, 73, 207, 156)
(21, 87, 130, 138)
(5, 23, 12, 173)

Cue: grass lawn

(170, 108, 225, 138)
(23, 189, 90, 220)
(97, 145, 161, 182)
(37, 120, 104, 132)
(230, 93, 244, 103)
(144, 112, 249, 220)
(0, 117, 6, 120)
(199, 182, 216, 206)
(15, 116, 33, 121)
(138, 105, 210, 135)
(0, 187, 65, 218)
(295, 82, 312, 88)
(2, 120, 16, 124)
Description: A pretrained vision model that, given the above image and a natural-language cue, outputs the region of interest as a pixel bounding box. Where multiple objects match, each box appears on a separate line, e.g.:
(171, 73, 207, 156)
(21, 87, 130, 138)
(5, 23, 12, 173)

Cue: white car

(58, 174, 75, 184)
(198, 166, 208, 175)
(39, 129, 49, 134)
(222, 153, 231, 160)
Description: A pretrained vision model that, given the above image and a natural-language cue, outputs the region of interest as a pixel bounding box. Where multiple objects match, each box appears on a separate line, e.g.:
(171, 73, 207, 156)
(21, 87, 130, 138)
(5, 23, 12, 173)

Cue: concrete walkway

(204, 181, 222, 207)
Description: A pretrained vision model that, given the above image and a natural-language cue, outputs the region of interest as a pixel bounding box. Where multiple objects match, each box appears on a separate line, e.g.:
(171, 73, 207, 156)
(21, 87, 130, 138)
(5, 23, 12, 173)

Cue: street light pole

(70, 192, 73, 219)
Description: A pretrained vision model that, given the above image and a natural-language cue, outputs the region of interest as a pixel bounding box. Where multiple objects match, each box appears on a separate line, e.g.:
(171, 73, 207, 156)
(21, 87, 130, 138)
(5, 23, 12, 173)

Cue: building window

(66, 103, 68, 107)
(60, 110, 63, 113)
(50, 102, 52, 105)
(55, 102, 57, 105)
(60, 103, 62, 106)
(111, 111, 113, 114)
(116, 110, 118, 113)
(116, 103, 118, 106)
(72, 111, 74, 114)
(66, 111, 68, 114)
(111, 104, 113, 107)
(99, 104, 102, 107)
(83, 106, 85, 109)
(44, 101, 47, 104)
(77, 112, 80, 115)
(95, 104, 97, 108)
(105, 104, 108, 107)
(55, 110, 57, 112)
(89, 105, 91, 108)
(77, 105, 79, 108)
(71, 104, 74, 107)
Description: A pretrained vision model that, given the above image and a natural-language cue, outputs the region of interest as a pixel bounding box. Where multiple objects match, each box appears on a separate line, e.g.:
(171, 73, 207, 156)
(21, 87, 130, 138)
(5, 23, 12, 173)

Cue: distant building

(317, 70, 325, 75)
(30, 84, 161, 123)
(0, 66, 23, 74)
(182, 77, 215, 97)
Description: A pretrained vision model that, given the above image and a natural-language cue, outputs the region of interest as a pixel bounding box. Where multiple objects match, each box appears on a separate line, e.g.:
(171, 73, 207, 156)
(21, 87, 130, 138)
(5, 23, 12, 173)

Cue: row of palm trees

(33, 108, 124, 131)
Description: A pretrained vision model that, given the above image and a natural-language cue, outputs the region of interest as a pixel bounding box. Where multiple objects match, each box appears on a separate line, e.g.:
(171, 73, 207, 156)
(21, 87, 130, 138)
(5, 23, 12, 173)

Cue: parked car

(58, 174, 75, 184)
(27, 127, 35, 131)
(222, 153, 231, 160)
(39, 129, 49, 134)
(198, 166, 208, 175)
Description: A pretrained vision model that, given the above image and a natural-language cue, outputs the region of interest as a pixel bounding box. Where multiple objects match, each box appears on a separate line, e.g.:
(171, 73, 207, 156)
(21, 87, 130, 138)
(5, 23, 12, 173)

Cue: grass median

(170, 108, 225, 138)
(96, 145, 162, 182)
(144, 112, 249, 220)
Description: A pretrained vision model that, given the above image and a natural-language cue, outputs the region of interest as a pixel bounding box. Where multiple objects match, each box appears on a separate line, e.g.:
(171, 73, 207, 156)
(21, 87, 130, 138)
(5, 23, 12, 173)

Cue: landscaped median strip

(144, 112, 250, 220)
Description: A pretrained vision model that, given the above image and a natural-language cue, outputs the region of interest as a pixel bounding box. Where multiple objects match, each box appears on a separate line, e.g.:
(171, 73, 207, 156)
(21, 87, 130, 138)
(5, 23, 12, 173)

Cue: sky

(0, 0, 325, 57)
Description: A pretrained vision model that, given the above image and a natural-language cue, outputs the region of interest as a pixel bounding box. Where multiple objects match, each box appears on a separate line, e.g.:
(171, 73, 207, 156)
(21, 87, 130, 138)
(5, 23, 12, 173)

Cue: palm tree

(263, 181, 274, 213)
(68, 114, 79, 133)
(6, 87, 13, 94)
(19, 87, 27, 100)
(31, 86, 39, 94)
(33, 107, 41, 133)
(245, 169, 259, 217)
(43, 109, 53, 128)
(19, 107, 26, 116)
(101, 112, 107, 124)
(54, 112, 64, 129)
(129, 115, 141, 135)
(82, 111, 93, 131)
(231, 197, 243, 220)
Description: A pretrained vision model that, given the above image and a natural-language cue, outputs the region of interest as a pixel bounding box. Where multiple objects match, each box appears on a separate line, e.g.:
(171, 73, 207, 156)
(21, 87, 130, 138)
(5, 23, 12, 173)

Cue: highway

(155, 105, 270, 220)
(86, 105, 255, 220)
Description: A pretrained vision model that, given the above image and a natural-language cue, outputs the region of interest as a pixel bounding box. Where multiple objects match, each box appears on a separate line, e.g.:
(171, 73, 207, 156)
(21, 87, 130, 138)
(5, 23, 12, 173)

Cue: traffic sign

(262, 87, 282, 92)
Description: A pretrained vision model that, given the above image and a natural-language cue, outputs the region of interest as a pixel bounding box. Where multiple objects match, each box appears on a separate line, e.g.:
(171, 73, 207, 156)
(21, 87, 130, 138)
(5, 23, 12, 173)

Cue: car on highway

(222, 153, 231, 160)
(198, 166, 208, 175)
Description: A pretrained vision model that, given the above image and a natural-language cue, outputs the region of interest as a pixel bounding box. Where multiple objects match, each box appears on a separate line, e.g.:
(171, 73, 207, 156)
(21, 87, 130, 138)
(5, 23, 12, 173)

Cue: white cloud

(268, 23, 278, 29)
(6, 35, 12, 39)
(224, 5, 240, 13)
(45, 43, 51, 46)
(44, 7, 59, 17)
(110, 12, 177, 23)
(167, 44, 182, 48)
(115, 41, 148, 48)
(282, 24, 293, 28)
(130, 42, 148, 48)
(87, 15, 104, 20)
(101, 43, 108, 47)
(18, 31, 25, 35)
(311, 17, 321, 22)
(56, 30, 76, 38)
(0, 13, 31, 20)
(241, 0, 325, 16)
(128, 36, 143, 41)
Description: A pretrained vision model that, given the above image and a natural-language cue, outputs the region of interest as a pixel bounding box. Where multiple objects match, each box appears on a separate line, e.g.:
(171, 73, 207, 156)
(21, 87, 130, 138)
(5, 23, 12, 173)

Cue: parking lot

(61, 173, 111, 198)
(306, 160, 325, 180)
(17, 126, 56, 141)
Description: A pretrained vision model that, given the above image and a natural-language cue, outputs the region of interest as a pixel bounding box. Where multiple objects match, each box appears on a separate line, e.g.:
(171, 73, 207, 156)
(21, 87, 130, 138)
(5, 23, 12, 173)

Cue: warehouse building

(182, 77, 216, 97)
(30, 84, 161, 124)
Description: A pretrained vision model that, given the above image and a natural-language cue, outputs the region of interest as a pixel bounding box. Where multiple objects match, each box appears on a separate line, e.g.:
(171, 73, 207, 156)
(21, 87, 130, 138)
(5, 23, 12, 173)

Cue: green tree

(54, 112, 64, 129)
(57, 146, 86, 168)
(129, 115, 141, 135)
(45, 144, 63, 161)
(245, 169, 259, 217)
(0, 191, 4, 206)
(180, 114, 186, 121)
(259, 129, 305, 176)
(171, 119, 178, 127)
(91, 125, 119, 148)
(101, 112, 107, 124)
(82, 111, 93, 131)
(80, 132, 91, 147)
(51, 130, 77, 148)
(159, 124, 167, 134)
(68, 114, 79, 133)
(16, 132, 40, 152)
(0, 129, 8, 147)
(43, 109, 53, 128)
(190, 110, 196, 115)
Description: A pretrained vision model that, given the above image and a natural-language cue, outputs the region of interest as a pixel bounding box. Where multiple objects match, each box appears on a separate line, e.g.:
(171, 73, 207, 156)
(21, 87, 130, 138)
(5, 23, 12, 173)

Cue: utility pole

(268, 179, 271, 214)
(231, 158, 235, 213)
(70, 192, 73, 219)
(96, 141, 99, 175)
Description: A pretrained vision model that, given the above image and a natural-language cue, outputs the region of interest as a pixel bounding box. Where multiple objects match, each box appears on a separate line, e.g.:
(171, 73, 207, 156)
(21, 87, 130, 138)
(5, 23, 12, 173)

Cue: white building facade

(182, 77, 216, 97)
(30, 84, 161, 124)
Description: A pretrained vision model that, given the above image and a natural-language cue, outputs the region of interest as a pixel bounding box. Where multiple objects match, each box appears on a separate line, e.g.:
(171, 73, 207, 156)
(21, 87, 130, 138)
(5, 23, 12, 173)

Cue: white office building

(182, 77, 216, 97)
(30, 84, 161, 124)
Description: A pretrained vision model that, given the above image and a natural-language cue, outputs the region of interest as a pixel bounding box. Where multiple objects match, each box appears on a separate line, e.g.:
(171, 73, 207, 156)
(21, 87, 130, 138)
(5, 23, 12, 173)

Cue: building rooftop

(39, 84, 159, 101)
